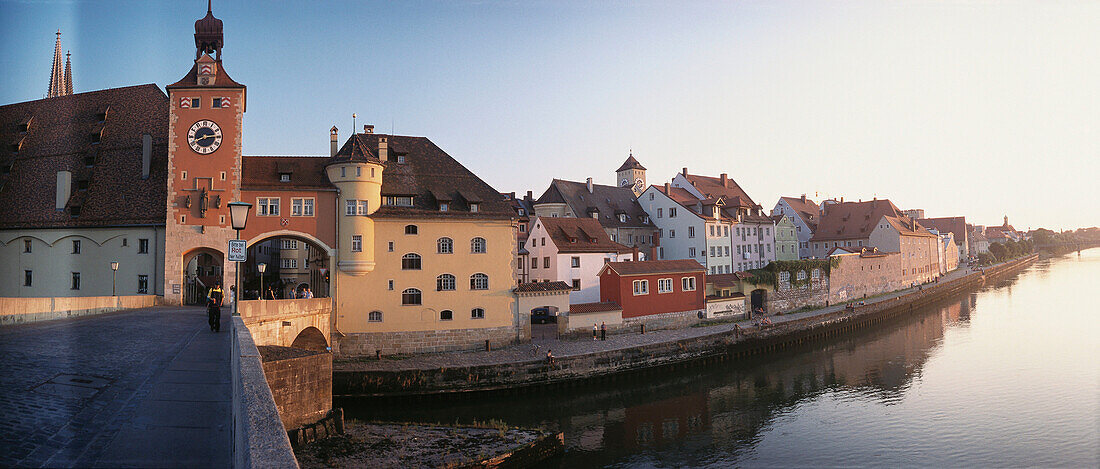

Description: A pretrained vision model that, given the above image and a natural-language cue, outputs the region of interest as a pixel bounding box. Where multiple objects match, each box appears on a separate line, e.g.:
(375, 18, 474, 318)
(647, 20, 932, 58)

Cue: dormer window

(590, 212, 598, 219)
(279, 173, 291, 182)
(397, 155, 406, 164)
(470, 203, 480, 213)
(569, 237, 577, 243)
(518, 208, 525, 216)
(618, 214, 627, 222)
(440, 203, 449, 212)
(386, 196, 414, 207)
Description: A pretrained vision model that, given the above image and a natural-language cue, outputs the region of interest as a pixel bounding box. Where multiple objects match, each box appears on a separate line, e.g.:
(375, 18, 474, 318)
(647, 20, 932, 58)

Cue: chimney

(840, 197, 844, 203)
(800, 194, 806, 203)
(141, 133, 152, 179)
(329, 126, 338, 157)
(378, 136, 388, 161)
(720, 173, 728, 188)
(633, 246, 640, 262)
(364, 124, 374, 134)
(586, 177, 593, 193)
(525, 190, 532, 201)
(664, 182, 670, 194)
(56, 170, 71, 210)
(682, 167, 688, 176)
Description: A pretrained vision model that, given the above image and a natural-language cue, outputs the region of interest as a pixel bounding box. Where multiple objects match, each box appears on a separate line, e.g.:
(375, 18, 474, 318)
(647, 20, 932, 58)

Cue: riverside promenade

(0, 306, 233, 467)
(336, 258, 1035, 395)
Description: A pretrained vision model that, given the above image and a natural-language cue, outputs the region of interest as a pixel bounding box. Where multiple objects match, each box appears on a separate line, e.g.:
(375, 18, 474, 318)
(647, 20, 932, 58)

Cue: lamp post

(258, 262, 267, 300)
(110, 261, 119, 296)
(228, 201, 252, 317)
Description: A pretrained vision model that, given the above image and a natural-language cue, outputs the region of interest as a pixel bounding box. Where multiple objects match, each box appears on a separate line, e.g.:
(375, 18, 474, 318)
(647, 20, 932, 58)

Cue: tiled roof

(706, 273, 743, 288)
(779, 196, 821, 230)
(615, 154, 646, 172)
(917, 217, 967, 245)
(603, 259, 704, 276)
(166, 59, 245, 90)
(681, 173, 756, 209)
(535, 179, 652, 228)
(241, 156, 334, 190)
(536, 216, 633, 254)
(330, 133, 384, 165)
(513, 281, 573, 293)
(569, 301, 622, 314)
(0, 84, 169, 229)
(810, 199, 933, 241)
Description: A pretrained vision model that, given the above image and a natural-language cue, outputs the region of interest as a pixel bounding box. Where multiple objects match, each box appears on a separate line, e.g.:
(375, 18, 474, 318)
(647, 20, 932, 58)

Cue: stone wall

(239, 298, 331, 348)
(706, 296, 747, 319)
(769, 280, 828, 312)
(828, 251, 905, 303)
(258, 345, 332, 430)
(337, 324, 518, 356)
(0, 295, 159, 326)
(230, 317, 298, 469)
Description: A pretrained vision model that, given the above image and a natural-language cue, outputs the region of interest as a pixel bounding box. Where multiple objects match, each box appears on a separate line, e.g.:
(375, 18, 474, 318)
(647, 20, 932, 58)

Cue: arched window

(440, 310, 453, 321)
(796, 270, 807, 281)
(401, 253, 422, 270)
(405, 224, 418, 235)
(471, 308, 485, 319)
(471, 237, 486, 253)
(436, 274, 456, 291)
(437, 237, 453, 254)
(470, 273, 489, 290)
(368, 311, 383, 322)
(401, 288, 421, 305)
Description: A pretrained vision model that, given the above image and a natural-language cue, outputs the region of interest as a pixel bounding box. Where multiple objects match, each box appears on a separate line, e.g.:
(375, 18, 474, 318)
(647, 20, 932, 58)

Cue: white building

(523, 216, 632, 304)
(671, 169, 775, 271)
(771, 195, 821, 258)
(638, 184, 735, 275)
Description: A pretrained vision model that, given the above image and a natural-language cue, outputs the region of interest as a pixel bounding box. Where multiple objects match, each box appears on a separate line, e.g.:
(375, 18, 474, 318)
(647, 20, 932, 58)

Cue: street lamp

(110, 261, 119, 296)
(228, 201, 252, 316)
(258, 262, 267, 300)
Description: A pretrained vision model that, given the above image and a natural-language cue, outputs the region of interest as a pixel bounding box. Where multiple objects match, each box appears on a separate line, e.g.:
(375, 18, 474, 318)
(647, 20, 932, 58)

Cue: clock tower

(615, 152, 647, 198)
(163, 2, 247, 304)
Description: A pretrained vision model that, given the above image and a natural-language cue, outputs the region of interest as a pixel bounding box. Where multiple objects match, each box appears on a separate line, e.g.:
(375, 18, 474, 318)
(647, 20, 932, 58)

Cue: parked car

(531, 307, 556, 324)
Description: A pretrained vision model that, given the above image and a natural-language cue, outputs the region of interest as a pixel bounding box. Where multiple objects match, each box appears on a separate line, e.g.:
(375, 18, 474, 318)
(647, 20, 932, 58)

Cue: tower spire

(64, 51, 73, 95)
(47, 30, 66, 98)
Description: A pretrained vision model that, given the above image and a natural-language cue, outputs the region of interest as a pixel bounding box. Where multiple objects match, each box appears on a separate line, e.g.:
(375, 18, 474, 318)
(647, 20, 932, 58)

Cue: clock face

(634, 178, 644, 191)
(187, 120, 223, 154)
(621, 179, 630, 187)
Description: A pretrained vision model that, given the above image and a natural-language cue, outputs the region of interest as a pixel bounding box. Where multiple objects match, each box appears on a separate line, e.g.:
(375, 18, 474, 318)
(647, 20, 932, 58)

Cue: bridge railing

(237, 298, 332, 324)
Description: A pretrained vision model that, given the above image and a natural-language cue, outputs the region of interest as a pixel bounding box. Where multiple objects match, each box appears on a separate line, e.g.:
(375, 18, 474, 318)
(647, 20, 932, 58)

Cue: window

(281, 239, 298, 250)
(346, 200, 357, 216)
(405, 224, 418, 235)
(779, 271, 791, 288)
(517, 257, 525, 270)
(470, 203, 480, 213)
(71, 272, 80, 290)
(812, 269, 822, 280)
(23, 239, 31, 253)
(681, 276, 696, 291)
(387, 196, 414, 207)
(570, 256, 580, 268)
(401, 253, 422, 270)
(657, 208, 663, 218)
(440, 310, 453, 321)
(649, 193, 655, 200)
(291, 198, 314, 216)
(440, 203, 449, 212)
(401, 288, 421, 305)
(710, 247, 716, 257)
(356, 167, 361, 177)
(633, 279, 649, 295)
(669, 230, 676, 239)
(470, 273, 489, 290)
(657, 278, 673, 293)
(519, 224, 526, 233)
(471, 308, 485, 319)
(303, 198, 315, 216)
(437, 274, 456, 291)
(257, 197, 280, 216)
(688, 226, 695, 238)
(387, 280, 394, 290)
(724, 246, 730, 256)
(723, 226, 729, 237)
(669, 207, 677, 218)
(543, 257, 550, 269)
(280, 258, 297, 269)
(368, 311, 383, 322)
(24, 270, 32, 287)
(279, 173, 291, 182)
(341, 167, 346, 178)
(387, 241, 394, 252)
(220, 171, 227, 181)
(618, 214, 627, 222)
(357, 200, 368, 216)
(797, 270, 808, 281)
(351, 235, 362, 252)
(571, 279, 581, 291)
(471, 237, 486, 253)
(437, 237, 453, 254)
(212, 97, 222, 108)
(689, 247, 696, 257)
(72, 240, 81, 254)
(190, 97, 200, 108)
(138, 275, 148, 294)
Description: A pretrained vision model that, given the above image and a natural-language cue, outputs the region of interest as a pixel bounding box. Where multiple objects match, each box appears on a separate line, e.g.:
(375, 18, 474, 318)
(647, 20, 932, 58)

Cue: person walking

(593, 324, 598, 341)
(207, 282, 224, 332)
(267, 286, 276, 300)
(600, 322, 606, 341)
(546, 349, 554, 366)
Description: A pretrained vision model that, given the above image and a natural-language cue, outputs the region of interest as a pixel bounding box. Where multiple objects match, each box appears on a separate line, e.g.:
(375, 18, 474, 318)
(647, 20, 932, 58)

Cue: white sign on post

(228, 239, 247, 262)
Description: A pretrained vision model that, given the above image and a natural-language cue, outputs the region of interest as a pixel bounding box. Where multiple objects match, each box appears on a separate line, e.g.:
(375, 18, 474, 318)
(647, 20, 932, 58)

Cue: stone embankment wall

(334, 255, 1036, 396)
(231, 318, 299, 468)
(768, 280, 827, 312)
(258, 345, 333, 430)
(0, 295, 159, 326)
(338, 324, 518, 356)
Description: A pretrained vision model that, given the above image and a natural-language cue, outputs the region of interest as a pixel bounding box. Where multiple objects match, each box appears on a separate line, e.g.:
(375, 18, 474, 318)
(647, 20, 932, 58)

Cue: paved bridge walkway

(0, 306, 232, 467)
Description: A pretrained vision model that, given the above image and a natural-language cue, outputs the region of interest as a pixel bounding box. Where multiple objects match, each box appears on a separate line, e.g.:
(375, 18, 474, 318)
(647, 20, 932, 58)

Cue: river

(339, 249, 1100, 468)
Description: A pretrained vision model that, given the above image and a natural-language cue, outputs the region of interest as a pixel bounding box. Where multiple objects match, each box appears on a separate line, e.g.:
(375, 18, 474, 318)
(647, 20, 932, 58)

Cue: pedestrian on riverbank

(207, 282, 223, 332)
(593, 324, 598, 341)
(600, 322, 606, 341)
(734, 324, 741, 337)
(546, 349, 554, 366)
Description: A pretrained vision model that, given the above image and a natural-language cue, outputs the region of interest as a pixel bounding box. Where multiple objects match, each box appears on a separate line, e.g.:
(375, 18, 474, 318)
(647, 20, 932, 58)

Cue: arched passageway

(243, 234, 331, 300)
(290, 326, 329, 352)
(183, 248, 224, 305)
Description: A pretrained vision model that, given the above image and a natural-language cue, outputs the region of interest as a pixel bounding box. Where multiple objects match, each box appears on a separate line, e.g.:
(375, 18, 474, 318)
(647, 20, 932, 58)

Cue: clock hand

(195, 134, 216, 142)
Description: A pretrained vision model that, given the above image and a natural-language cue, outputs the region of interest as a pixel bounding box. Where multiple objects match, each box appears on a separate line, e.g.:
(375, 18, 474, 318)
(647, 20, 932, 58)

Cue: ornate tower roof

(616, 152, 646, 172)
(63, 51, 73, 95)
(194, 0, 224, 59)
(47, 30, 67, 98)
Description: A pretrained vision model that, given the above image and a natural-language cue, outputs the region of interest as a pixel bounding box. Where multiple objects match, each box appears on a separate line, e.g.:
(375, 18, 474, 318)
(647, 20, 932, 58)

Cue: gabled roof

(601, 259, 705, 276)
(535, 179, 652, 228)
(779, 196, 821, 230)
(242, 156, 333, 190)
(615, 154, 646, 172)
(681, 173, 756, 209)
(513, 281, 573, 293)
(535, 216, 632, 254)
(810, 199, 932, 241)
(0, 84, 169, 229)
(917, 217, 968, 245)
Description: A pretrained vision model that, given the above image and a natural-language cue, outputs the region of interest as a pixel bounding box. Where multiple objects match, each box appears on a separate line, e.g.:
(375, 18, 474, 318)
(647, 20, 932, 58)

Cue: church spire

(47, 30, 67, 98)
(64, 51, 73, 95)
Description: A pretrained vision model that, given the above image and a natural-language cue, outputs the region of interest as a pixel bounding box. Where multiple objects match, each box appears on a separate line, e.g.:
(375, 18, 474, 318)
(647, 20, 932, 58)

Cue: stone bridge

(237, 298, 332, 352)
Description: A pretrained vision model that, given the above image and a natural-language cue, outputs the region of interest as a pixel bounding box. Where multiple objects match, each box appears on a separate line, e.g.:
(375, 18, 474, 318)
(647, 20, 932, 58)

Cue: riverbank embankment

(334, 254, 1037, 397)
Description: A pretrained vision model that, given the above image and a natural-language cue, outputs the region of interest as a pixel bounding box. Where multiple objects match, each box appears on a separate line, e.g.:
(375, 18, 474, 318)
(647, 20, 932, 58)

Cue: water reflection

(340, 250, 1099, 468)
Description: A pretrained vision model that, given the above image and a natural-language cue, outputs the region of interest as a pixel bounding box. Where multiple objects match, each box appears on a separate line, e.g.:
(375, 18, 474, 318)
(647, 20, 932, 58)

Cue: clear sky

(2, 0, 1096, 231)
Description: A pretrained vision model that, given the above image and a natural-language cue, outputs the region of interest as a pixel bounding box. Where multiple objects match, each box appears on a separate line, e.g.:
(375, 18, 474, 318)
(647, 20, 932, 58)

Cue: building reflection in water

(340, 295, 978, 468)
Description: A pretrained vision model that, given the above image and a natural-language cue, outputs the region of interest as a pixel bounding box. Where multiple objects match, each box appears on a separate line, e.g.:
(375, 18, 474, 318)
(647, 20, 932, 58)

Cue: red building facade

(598, 260, 705, 318)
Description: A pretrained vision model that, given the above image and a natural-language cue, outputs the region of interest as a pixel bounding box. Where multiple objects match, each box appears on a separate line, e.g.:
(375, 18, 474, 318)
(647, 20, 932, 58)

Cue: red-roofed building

(524, 216, 634, 303)
(597, 260, 705, 319)
(771, 195, 821, 258)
